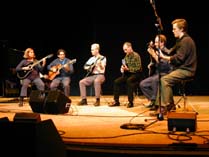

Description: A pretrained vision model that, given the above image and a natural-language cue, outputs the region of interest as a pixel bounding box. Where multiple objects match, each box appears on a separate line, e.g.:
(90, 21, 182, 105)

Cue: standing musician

(15, 48, 46, 107)
(47, 48, 75, 97)
(77, 43, 107, 106)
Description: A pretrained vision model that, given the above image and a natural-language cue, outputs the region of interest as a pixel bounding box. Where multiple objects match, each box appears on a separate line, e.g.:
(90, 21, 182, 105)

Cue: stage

(1, 95, 209, 156)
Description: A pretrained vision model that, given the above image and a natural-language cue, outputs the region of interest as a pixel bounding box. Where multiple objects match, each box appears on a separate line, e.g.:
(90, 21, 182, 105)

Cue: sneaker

(77, 99, 88, 105)
(109, 101, 120, 107)
(94, 100, 100, 106)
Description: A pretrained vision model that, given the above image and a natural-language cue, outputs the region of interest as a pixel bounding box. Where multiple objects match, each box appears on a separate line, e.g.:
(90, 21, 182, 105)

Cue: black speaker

(44, 90, 71, 114)
(14, 112, 41, 123)
(29, 90, 71, 114)
(167, 111, 197, 132)
(0, 116, 9, 122)
(1, 114, 67, 157)
(29, 90, 46, 113)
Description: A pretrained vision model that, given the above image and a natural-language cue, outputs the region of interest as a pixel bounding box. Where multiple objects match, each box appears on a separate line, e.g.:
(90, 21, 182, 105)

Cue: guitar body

(48, 59, 77, 80)
(85, 64, 95, 77)
(85, 56, 105, 77)
(17, 69, 33, 79)
(48, 64, 62, 80)
(16, 62, 34, 79)
(48, 71, 59, 81)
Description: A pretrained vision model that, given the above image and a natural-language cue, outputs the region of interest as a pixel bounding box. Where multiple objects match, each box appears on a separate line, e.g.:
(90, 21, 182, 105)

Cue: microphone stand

(120, 0, 164, 131)
(149, 0, 164, 121)
(141, 0, 164, 129)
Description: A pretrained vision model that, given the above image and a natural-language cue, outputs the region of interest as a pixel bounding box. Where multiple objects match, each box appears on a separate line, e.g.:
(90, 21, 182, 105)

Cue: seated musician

(109, 42, 143, 108)
(140, 34, 173, 110)
(15, 48, 46, 107)
(47, 49, 75, 97)
(77, 43, 107, 106)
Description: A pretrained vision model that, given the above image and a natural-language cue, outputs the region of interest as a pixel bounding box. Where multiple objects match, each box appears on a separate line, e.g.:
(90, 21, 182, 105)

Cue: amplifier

(167, 111, 197, 132)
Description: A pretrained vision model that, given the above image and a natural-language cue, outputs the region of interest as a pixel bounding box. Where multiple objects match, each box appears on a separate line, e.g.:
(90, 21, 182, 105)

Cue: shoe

(149, 106, 167, 117)
(77, 99, 88, 105)
(109, 101, 120, 107)
(144, 100, 155, 108)
(19, 101, 23, 107)
(94, 100, 100, 106)
(127, 102, 133, 108)
(149, 105, 158, 111)
(166, 103, 176, 111)
(18, 97, 24, 107)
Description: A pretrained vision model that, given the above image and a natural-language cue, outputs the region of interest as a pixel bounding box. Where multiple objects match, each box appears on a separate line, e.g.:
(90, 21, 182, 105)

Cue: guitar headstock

(70, 59, 77, 64)
(122, 59, 126, 66)
(46, 54, 54, 59)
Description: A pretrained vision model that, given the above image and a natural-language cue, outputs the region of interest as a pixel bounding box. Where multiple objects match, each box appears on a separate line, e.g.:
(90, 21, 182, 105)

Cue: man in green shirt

(109, 42, 143, 108)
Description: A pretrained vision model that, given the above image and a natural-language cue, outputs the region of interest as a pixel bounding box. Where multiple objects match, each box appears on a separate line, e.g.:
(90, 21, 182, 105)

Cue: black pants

(113, 72, 141, 103)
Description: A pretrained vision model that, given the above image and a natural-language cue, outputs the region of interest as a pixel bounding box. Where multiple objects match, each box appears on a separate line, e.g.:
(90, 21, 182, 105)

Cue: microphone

(9, 48, 24, 52)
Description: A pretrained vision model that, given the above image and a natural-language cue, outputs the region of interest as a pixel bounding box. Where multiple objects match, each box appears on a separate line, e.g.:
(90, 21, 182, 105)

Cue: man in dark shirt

(153, 18, 197, 115)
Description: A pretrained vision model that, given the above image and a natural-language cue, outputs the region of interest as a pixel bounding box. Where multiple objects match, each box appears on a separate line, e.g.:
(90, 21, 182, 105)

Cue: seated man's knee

(139, 80, 144, 88)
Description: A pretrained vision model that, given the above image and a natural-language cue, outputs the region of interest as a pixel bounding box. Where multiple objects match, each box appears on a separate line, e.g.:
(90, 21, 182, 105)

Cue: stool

(175, 78, 198, 114)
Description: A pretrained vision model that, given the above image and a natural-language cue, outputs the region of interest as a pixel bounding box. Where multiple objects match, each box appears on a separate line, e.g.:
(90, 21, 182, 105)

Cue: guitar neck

(31, 54, 53, 68)
(31, 58, 44, 67)
(58, 59, 76, 71)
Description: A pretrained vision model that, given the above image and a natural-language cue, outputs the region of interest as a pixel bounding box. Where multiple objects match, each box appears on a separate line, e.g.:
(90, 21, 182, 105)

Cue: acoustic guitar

(48, 59, 76, 80)
(17, 54, 54, 79)
(84, 56, 105, 77)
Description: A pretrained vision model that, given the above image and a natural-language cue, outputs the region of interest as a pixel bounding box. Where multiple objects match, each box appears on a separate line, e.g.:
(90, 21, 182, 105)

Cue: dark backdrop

(1, 0, 208, 96)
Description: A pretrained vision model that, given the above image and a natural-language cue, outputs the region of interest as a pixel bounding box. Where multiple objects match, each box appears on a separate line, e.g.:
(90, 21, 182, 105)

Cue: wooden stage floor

(1, 95, 209, 156)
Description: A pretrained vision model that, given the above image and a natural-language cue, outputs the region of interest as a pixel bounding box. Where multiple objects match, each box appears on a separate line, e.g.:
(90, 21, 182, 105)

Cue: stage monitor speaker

(29, 90, 71, 114)
(13, 112, 41, 123)
(167, 111, 197, 132)
(0, 116, 9, 122)
(44, 90, 71, 114)
(0, 114, 67, 157)
(29, 90, 46, 113)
